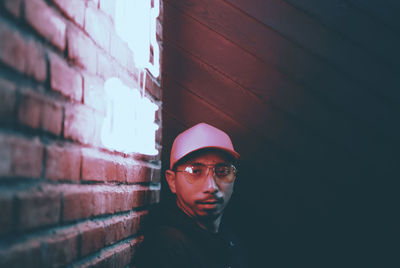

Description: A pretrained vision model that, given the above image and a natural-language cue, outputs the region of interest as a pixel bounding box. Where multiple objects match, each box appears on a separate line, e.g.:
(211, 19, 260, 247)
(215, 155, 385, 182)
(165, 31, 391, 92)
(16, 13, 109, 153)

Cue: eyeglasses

(175, 163, 237, 184)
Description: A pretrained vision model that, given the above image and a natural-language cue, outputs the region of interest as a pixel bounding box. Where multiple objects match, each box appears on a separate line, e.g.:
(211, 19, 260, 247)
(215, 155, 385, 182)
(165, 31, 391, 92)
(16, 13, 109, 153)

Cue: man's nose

(204, 168, 219, 193)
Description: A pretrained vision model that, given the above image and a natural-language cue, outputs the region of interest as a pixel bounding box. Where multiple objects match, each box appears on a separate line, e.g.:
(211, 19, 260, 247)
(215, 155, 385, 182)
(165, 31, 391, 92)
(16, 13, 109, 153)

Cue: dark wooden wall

(160, 0, 399, 267)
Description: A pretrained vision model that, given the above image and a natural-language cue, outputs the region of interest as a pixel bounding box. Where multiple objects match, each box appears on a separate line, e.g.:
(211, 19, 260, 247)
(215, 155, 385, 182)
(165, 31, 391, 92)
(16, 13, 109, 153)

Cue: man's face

(166, 150, 235, 221)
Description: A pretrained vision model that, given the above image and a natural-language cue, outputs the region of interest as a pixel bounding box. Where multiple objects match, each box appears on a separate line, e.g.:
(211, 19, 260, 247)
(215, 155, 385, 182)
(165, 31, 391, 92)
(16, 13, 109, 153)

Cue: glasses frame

(175, 163, 237, 184)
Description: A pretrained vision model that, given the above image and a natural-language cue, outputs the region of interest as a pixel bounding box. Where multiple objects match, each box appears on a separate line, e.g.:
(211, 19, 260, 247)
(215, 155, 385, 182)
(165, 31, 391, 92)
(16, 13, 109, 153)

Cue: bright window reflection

(115, 0, 160, 77)
(101, 78, 158, 155)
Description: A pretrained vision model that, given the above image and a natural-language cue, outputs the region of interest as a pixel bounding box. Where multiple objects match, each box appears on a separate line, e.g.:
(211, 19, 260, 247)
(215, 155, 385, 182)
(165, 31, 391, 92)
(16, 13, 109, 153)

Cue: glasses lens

(187, 166, 205, 176)
(182, 164, 236, 184)
(184, 165, 205, 183)
(214, 164, 232, 177)
(215, 164, 236, 183)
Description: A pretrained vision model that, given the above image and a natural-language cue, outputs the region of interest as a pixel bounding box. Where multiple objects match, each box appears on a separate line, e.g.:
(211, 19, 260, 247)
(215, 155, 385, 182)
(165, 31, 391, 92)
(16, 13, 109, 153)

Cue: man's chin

(197, 207, 222, 220)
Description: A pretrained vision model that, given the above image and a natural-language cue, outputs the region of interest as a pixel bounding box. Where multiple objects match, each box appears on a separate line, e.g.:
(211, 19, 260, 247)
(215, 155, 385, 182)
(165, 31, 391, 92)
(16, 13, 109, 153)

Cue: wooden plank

(162, 41, 339, 161)
(165, 0, 341, 129)
(224, 0, 400, 102)
(163, 76, 250, 145)
(347, 0, 400, 34)
(164, 3, 294, 99)
(162, 43, 399, 186)
(163, 3, 355, 144)
(163, 2, 400, 150)
(167, 0, 328, 87)
(162, 76, 300, 169)
(285, 0, 400, 69)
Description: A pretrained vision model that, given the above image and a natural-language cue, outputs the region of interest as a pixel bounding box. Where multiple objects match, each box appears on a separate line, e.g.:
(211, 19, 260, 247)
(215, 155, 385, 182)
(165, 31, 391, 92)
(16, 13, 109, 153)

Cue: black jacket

(135, 203, 248, 268)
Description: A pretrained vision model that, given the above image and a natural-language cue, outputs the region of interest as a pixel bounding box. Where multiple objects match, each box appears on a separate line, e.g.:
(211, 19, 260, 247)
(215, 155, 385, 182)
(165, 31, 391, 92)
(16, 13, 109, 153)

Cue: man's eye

(185, 167, 203, 175)
(191, 168, 203, 175)
(215, 167, 230, 176)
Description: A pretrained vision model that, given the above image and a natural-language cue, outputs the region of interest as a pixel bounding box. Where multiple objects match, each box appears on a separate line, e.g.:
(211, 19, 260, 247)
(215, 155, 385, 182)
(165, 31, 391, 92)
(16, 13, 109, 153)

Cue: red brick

(81, 149, 116, 182)
(131, 189, 146, 208)
(146, 73, 162, 100)
(64, 104, 95, 145)
(122, 187, 135, 211)
(42, 227, 79, 266)
(131, 150, 161, 163)
(151, 167, 162, 183)
(16, 188, 61, 231)
(115, 162, 128, 183)
(104, 217, 125, 245)
(85, 4, 111, 51)
(0, 192, 13, 235)
(83, 74, 106, 113)
(91, 186, 140, 216)
(122, 186, 137, 211)
(92, 187, 113, 216)
(0, 225, 79, 267)
(79, 221, 105, 256)
(0, 21, 26, 73)
(17, 91, 42, 129)
(25, 38, 47, 82)
(11, 136, 43, 178)
(0, 134, 12, 176)
(0, 22, 46, 82)
(52, 0, 85, 27)
(0, 22, 47, 82)
(0, 239, 44, 267)
(128, 212, 142, 236)
(122, 215, 135, 239)
(50, 53, 83, 101)
(67, 25, 97, 73)
(2, 0, 22, 18)
(126, 165, 152, 183)
(24, 0, 66, 51)
(63, 186, 93, 221)
(112, 189, 125, 212)
(91, 248, 115, 267)
(0, 78, 16, 125)
(17, 90, 63, 134)
(45, 145, 81, 181)
(125, 213, 141, 237)
(41, 98, 63, 135)
(114, 242, 132, 268)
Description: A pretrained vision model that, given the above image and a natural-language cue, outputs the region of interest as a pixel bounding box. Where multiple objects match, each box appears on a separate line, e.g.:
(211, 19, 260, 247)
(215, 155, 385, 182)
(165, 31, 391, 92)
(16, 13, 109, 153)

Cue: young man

(135, 123, 247, 268)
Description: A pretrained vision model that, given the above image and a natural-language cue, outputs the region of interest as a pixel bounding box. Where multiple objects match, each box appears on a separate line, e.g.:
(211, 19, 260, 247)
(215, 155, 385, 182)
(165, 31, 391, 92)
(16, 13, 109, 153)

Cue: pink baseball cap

(170, 123, 240, 169)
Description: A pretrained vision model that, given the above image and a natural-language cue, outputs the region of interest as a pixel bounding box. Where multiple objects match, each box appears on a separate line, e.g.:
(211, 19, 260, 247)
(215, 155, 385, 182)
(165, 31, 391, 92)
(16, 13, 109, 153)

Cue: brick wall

(0, 0, 163, 267)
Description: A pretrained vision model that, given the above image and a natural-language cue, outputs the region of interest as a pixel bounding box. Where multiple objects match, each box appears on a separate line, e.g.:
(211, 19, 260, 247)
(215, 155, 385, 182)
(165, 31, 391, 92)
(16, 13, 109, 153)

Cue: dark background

(159, 0, 399, 267)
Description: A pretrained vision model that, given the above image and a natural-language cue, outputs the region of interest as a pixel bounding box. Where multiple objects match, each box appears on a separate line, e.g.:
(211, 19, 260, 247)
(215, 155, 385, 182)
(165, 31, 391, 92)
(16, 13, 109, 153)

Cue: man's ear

(165, 170, 177, 194)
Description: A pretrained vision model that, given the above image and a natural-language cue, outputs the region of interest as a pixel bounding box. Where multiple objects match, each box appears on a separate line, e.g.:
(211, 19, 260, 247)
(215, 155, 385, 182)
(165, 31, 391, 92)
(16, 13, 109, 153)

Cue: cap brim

(170, 146, 240, 169)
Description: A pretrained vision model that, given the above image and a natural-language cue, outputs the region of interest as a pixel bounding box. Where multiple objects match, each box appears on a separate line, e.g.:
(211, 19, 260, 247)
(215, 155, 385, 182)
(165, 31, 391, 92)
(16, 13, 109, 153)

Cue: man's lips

(196, 198, 223, 205)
